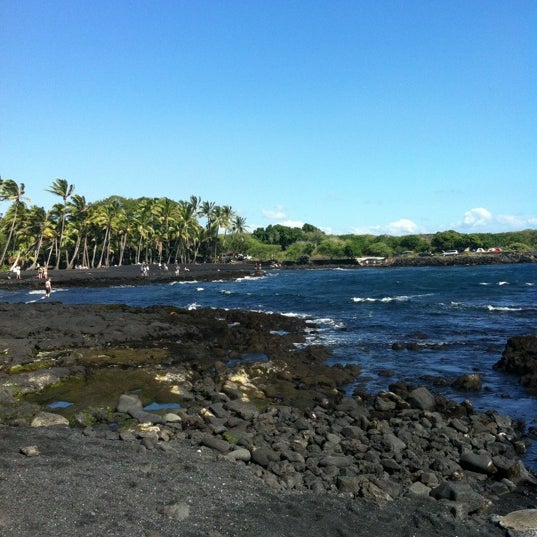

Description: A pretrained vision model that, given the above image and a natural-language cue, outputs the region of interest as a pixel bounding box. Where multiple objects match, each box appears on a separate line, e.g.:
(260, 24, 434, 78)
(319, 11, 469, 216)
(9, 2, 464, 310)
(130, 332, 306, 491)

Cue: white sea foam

(487, 305, 523, 312)
(28, 288, 66, 295)
(187, 302, 199, 310)
(235, 275, 266, 282)
(479, 282, 491, 286)
(352, 295, 410, 303)
(498, 281, 510, 286)
(283, 311, 308, 319)
(196, 287, 204, 291)
(220, 290, 233, 295)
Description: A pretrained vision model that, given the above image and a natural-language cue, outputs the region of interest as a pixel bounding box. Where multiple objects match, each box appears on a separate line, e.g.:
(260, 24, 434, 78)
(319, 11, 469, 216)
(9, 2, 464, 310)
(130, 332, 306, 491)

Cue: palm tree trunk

(0, 205, 18, 267)
(67, 235, 82, 269)
(97, 228, 109, 268)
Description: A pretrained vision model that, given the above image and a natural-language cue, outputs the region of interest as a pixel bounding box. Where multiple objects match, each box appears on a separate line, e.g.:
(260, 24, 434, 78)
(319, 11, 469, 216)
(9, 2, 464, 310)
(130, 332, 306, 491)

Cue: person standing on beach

(45, 278, 52, 298)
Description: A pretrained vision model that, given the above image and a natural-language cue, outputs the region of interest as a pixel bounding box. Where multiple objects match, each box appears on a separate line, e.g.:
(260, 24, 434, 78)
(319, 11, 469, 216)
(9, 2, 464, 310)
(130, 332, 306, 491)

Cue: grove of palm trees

(2, 177, 536, 272)
(0, 178, 247, 271)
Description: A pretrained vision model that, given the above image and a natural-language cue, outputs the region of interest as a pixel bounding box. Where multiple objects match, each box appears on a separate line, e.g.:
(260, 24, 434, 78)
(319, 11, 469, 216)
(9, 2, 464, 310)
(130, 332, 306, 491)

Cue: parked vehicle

(442, 250, 459, 256)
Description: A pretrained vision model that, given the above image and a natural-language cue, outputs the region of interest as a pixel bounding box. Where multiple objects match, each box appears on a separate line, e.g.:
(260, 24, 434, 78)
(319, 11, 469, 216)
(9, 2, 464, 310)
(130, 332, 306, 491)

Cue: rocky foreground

(0, 302, 536, 537)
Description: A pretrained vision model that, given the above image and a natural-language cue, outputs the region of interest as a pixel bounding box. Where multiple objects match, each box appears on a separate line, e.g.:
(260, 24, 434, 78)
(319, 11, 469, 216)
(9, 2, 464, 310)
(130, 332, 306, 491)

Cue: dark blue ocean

(3, 263, 537, 467)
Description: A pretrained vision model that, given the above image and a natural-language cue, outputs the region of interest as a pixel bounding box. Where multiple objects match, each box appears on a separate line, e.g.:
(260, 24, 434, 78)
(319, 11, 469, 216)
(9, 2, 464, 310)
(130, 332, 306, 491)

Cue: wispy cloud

(262, 205, 287, 220)
(280, 219, 304, 229)
(457, 208, 537, 232)
(350, 218, 421, 236)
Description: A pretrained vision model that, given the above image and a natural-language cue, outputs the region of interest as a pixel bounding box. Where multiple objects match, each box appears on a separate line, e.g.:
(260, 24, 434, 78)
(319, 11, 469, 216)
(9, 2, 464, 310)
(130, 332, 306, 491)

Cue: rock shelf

(0, 302, 536, 537)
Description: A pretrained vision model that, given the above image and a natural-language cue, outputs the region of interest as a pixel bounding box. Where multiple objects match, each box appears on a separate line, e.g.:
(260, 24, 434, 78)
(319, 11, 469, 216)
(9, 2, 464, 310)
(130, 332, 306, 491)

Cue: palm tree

(91, 200, 125, 267)
(218, 205, 235, 253)
(65, 195, 90, 268)
(0, 180, 31, 267)
(23, 206, 49, 269)
(154, 197, 179, 264)
(46, 179, 74, 269)
(230, 215, 247, 252)
(173, 200, 202, 263)
(131, 197, 159, 264)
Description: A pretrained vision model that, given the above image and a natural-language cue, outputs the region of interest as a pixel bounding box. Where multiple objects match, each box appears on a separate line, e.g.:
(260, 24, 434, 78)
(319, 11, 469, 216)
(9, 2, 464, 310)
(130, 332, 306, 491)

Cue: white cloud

(262, 205, 287, 220)
(496, 214, 537, 229)
(458, 208, 537, 232)
(462, 208, 493, 227)
(386, 218, 418, 235)
(260, 206, 304, 228)
(280, 220, 305, 229)
(350, 218, 420, 236)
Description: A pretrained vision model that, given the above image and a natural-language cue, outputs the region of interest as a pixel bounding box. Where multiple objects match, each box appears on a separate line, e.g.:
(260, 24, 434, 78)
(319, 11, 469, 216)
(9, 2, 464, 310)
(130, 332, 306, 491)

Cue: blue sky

(2, 0, 536, 235)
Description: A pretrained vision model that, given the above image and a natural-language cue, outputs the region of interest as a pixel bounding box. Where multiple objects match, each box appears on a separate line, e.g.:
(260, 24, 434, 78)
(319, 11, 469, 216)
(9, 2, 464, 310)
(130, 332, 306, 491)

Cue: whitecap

(487, 305, 522, 312)
(196, 287, 204, 291)
(235, 275, 266, 282)
(283, 312, 308, 319)
(498, 281, 509, 286)
(187, 302, 199, 310)
(352, 295, 410, 303)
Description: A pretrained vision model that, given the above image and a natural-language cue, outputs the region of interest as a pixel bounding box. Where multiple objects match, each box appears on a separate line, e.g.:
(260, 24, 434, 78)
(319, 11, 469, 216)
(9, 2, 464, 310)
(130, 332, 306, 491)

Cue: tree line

(0, 178, 246, 270)
(249, 224, 537, 262)
(1, 178, 536, 270)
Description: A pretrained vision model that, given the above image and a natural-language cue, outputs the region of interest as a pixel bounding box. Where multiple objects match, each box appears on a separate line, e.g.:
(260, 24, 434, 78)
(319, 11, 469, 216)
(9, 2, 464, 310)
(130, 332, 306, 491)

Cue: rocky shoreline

(0, 298, 536, 536)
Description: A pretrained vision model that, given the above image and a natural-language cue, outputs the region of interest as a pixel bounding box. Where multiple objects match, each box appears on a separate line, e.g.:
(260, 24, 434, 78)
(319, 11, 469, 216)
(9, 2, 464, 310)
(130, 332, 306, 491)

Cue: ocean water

(3, 263, 537, 466)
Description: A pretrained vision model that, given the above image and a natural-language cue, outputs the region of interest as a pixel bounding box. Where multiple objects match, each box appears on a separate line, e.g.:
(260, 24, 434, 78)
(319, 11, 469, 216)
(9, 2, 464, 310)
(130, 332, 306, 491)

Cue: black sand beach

(0, 264, 536, 537)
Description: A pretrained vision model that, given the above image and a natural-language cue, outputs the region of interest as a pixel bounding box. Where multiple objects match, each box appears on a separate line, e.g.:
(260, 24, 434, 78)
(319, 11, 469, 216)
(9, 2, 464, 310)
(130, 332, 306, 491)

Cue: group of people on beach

(36, 264, 52, 298)
(7, 264, 52, 298)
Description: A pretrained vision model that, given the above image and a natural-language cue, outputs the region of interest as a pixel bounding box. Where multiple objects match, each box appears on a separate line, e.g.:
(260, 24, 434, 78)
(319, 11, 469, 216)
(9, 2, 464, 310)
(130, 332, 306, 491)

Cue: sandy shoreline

(0, 262, 255, 290)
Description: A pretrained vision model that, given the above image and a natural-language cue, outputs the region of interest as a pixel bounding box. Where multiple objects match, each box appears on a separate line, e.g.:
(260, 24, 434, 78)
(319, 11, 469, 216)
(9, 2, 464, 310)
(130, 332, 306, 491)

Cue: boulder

(200, 435, 232, 453)
(407, 481, 431, 498)
(460, 450, 496, 474)
(20, 445, 40, 457)
(117, 393, 143, 414)
(494, 335, 537, 390)
(382, 433, 406, 453)
(431, 481, 489, 514)
(499, 509, 537, 532)
(407, 387, 436, 411)
(452, 374, 482, 391)
(30, 412, 69, 427)
(251, 447, 280, 468)
(224, 448, 251, 462)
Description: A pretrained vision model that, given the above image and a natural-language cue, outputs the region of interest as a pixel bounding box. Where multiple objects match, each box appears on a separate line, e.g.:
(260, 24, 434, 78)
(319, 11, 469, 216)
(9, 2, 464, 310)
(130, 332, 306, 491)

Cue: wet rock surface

(0, 302, 536, 536)
(494, 335, 537, 393)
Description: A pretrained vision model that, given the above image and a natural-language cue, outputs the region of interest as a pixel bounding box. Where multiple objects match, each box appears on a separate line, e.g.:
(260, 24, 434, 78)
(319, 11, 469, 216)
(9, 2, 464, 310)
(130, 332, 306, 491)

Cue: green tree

(0, 180, 30, 267)
(314, 237, 346, 258)
(431, 230, 463, 252)
(365, 241, 393, 258)
(46, 179, 74, 268)
(398, 234, 430, 253)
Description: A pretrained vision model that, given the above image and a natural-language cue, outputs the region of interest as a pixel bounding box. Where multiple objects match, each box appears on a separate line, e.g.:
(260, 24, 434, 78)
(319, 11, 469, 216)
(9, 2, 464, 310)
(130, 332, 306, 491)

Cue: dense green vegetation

(249, 226, 537, 263)
(0, 178, 246, 269)
(1, 177, 536, 269)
